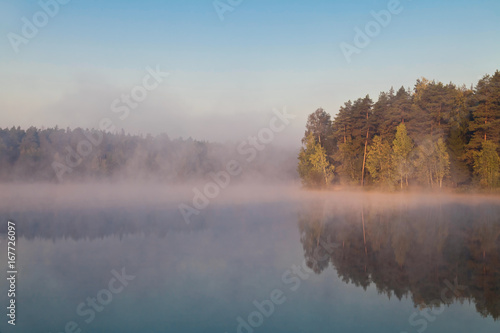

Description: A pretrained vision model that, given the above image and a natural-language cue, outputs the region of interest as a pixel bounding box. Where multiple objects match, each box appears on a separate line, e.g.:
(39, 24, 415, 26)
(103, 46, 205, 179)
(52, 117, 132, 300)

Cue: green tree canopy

(474, 140, 500, 189)
(392, 123, 414, 189)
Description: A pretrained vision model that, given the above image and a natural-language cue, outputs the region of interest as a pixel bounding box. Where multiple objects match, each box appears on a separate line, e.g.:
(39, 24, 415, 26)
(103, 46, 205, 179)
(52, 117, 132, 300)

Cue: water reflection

(298, 199, 500, 320)
(0, 194, 498, 332)
(0, 206, 205, 240)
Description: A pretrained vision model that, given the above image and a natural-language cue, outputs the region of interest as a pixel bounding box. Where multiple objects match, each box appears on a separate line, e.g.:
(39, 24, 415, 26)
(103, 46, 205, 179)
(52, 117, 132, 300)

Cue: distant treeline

(298, 70, 500, 190)
(0, 127, 297, 182)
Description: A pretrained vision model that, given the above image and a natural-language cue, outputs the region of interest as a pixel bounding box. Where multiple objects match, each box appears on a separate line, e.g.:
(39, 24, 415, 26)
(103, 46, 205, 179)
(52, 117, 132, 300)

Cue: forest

(298, 70, 500, 190)
(0, 126, 296, 183)
(3, 70, 499, 189)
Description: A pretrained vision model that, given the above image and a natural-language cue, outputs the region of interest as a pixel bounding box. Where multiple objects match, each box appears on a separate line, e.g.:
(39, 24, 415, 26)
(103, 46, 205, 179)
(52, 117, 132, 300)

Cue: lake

(0, 186, 499, 333)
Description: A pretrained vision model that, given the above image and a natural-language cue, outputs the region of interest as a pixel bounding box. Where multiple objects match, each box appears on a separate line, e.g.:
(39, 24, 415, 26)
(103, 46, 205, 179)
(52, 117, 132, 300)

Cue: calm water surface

(0, 193, 499, 333)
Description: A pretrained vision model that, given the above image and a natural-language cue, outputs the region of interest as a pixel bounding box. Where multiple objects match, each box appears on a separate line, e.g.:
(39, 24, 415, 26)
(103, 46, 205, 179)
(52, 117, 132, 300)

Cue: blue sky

(0, 0, 499, 145)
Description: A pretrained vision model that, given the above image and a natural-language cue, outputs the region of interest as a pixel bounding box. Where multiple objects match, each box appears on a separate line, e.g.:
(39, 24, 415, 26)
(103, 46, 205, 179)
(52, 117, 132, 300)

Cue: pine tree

(331, 97, 373, 185)
(348, 96, 373, 186)
(447, 86, 473, 186)
(371, 91, 393, 140)
(334, 138, 359, 184)
(332, 101, 354, 145)
(467, 71, 500, 159)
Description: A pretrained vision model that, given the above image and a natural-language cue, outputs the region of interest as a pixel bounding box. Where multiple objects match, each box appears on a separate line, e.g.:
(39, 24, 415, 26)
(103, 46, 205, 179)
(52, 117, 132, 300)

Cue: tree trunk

(485, 119, 487, 141)
(438, 105, 442, 127)
(361, 128, 369, 186)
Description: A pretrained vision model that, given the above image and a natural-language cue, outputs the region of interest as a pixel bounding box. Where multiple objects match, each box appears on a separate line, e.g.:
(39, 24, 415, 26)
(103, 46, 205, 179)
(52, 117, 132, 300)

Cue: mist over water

(0, 185, 499, 333)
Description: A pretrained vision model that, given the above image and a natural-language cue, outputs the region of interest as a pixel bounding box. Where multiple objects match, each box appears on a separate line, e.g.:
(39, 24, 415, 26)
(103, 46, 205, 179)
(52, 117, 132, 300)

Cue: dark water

(0, 195, 499, 333)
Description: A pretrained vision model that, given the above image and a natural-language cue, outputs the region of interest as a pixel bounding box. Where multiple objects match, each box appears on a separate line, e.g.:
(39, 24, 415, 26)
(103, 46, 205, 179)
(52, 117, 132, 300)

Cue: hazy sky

(1, 0, 499, 147)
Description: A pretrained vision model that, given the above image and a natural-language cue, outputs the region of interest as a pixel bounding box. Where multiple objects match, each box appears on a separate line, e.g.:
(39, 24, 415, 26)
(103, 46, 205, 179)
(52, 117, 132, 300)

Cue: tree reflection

(298, 199, 500, 319)
(0, 207, 205, 241)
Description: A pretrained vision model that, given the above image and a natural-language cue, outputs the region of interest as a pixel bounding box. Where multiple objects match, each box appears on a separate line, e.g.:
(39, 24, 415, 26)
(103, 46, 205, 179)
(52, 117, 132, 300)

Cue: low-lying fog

(2, 182, 499, 212)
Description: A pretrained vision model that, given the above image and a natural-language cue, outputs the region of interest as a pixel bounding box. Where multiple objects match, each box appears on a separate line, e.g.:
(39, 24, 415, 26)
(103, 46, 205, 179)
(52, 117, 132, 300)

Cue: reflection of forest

(0, 207, 205, 241)
(299, 200, 500, 320)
